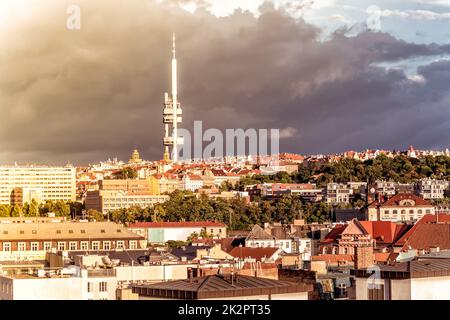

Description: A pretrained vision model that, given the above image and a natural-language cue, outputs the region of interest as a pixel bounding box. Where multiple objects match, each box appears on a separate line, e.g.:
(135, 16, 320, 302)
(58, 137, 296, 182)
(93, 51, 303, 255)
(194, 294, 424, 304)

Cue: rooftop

(131, 274, 312, 299)
(0, 221, 143, 241)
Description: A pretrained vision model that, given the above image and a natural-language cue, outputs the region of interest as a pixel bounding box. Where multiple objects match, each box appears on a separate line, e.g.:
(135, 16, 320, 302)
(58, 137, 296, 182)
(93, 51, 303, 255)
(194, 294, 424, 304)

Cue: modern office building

(0, 165, 76, 205)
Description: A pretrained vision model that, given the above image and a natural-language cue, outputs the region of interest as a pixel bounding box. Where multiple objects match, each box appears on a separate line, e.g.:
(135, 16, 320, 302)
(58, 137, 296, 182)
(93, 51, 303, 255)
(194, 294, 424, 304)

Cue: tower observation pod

(163, 33, 183, 162)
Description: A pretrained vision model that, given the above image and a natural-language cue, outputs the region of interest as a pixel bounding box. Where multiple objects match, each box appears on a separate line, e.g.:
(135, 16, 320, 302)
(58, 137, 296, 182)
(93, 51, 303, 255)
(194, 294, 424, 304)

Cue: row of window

(1, 240, 137, 252)
(383, 209, 431, 215)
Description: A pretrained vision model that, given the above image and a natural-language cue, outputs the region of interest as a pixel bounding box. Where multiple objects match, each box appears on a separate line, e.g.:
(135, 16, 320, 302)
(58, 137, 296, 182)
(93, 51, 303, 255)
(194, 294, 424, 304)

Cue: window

(56, 230, 61, 234)
(401, 210, 406, 215)
(409, 209, 414, 214)
(393, 210, 398, 215)
(418, 209, 422, 214)
(69, 242, 77, 251)
(58, 242, 66, 251)
(18, 242, 26, 251)
(87, 282, 93, 293)
(92, 241, 100, 250)
(368, 285, 384, 300)
(3, 243, 11, 252)
(129, 241, 137, 250)
(31, 242, 39, 251)
(99, 282, 107, 292)
(43, 242, 52, 251)
(116, 241, 124, 249)
(19, 230, 24, 235)
(80, 241, 89, 251)
(103, 241, 111, 251)
(426, 209, 431, 214)
(384, 210, 389, 215)
(337, 283, 347, 298)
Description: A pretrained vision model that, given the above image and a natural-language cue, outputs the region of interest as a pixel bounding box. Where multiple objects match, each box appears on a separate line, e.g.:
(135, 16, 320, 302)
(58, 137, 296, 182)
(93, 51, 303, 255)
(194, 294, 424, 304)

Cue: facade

(414, 178, 448, 200)
(367, 193, 435, 222)
(0, 221, 145, 261)
(85, 190, 169, 215)
(0, 165, 76, 205)
(127, 221, 227, 244)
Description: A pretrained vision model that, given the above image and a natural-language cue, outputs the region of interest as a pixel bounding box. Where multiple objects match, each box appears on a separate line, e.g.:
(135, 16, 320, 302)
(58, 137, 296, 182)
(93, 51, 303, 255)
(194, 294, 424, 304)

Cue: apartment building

(325, 183, 356, 204)
(414, 178, 448, 200)
(0, 166, 76, 205)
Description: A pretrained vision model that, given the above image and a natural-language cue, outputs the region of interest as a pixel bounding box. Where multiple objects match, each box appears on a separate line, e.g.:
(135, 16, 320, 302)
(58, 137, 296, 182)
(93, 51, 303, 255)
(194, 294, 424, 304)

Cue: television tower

(163, 33, 183, 162)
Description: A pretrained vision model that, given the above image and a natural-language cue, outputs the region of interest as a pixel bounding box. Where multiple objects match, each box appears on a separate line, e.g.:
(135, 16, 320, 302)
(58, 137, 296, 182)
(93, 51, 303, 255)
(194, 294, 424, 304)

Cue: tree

(86, 209, 104, 221)
(0, 204, 10, 217)
(113, 167, 138, 179)
(10, 205, 22, 217)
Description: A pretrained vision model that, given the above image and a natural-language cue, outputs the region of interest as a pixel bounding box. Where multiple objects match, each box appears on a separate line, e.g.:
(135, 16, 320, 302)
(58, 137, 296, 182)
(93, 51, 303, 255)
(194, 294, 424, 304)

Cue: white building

(0, 165, 76, 205)
(414, 178, 448, 200)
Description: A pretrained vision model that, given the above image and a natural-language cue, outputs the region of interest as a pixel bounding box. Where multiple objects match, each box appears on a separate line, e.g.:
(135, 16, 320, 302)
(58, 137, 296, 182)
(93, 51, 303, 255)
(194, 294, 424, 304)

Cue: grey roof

(353, 258, 450, 279)
(132, 274, 312, 299)
(171, 246, 211, 261)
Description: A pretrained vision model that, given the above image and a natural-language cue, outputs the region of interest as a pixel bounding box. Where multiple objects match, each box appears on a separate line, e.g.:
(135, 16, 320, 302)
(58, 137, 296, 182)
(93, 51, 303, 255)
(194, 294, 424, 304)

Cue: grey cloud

(1, 0, 450, 165)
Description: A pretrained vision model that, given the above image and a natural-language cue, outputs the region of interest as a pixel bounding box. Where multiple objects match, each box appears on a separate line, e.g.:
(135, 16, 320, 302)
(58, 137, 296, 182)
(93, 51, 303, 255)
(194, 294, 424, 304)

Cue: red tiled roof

(369, 193, 432, 208)
(395, 214, 450, 246)
(229, 247, 279, 261)
(320, 224, 346, 244)
(128, 221, 226, 228)
(360, 221, 407, 243)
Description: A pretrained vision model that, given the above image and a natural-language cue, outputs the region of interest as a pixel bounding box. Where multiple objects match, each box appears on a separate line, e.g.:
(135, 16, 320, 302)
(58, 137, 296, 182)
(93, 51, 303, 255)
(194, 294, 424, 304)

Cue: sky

(1, 0, 450, 165)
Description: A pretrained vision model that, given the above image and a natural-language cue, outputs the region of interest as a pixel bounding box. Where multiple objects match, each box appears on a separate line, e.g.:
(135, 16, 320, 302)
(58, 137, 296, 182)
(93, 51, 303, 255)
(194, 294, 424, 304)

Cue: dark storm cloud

(1, 0, 450, 165)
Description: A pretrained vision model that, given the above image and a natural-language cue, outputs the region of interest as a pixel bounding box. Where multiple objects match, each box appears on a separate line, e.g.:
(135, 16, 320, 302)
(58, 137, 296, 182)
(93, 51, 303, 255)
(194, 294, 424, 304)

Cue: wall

(115, 264, 191, 283)
(390, 279, 411, 300)
(410, 276, 450, 300)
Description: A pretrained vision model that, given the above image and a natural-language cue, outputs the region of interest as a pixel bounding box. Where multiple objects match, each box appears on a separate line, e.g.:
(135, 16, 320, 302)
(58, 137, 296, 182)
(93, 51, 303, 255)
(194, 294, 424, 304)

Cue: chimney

(355, 245, 374, 270)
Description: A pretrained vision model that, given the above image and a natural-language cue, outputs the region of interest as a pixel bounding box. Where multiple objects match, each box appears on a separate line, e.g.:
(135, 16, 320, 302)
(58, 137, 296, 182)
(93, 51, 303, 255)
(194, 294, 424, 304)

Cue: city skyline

(2, 0, 450, 165)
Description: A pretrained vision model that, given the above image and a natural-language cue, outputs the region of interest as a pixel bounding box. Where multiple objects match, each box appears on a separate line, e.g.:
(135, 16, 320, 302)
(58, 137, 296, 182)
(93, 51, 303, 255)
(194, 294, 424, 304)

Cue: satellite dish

(370, 188, 376, 194)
